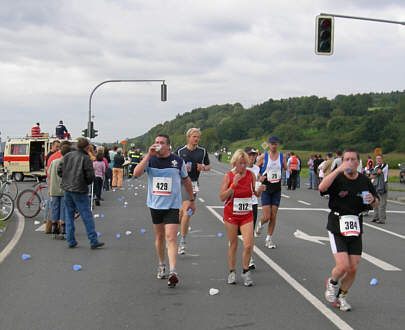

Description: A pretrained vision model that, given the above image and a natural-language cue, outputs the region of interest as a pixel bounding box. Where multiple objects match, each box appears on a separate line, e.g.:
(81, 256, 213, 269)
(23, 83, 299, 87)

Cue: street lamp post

(87, 79, 167, 139)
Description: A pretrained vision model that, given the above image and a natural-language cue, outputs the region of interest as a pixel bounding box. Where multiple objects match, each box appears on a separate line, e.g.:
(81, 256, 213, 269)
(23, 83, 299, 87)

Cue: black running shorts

(150, 208, 180, 225)
(328, 231, 362, 255)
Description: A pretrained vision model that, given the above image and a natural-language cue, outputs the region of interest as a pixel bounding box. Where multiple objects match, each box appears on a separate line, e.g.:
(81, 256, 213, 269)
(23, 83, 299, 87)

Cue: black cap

(244, 146, 258, 154)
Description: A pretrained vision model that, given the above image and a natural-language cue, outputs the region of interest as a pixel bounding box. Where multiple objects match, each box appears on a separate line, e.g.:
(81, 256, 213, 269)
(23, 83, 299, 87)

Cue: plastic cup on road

(370, 278, 378, 286)
(362, 191, 370, 204)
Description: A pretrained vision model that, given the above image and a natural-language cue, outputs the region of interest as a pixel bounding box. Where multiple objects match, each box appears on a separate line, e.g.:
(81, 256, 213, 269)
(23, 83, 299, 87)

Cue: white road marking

(361, 253, 402, 271)
(298, 200, 311, 206)
(198, 198, 205, 203)
(0, 211, 25, 264)
(35, 224, 46, 232)
(281, 193, 290, 198)
(206, 206, 405, 240)
(294, 229, 402, 271)
(363, 223, 405, 240)
(206, 206, 354, 330)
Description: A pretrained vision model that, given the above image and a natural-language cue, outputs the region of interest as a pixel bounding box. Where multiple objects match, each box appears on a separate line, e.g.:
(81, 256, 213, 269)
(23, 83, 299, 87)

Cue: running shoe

(265, 238, 276, 249)
(334, 293, 352, 311)
(168, 272, 179, 288)
(241, 270, 254, 287)
(157, 264, 167, 279)
(324, 278, 339, 303)
(248, 256, 256, 270)
(227, 271, 236, 285)
(178, 241, 186, 255)
(255, 222, 263, 237)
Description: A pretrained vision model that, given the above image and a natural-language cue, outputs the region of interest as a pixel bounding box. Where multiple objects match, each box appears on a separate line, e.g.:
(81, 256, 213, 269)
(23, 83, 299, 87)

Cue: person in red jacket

(31, 123, 42, 137)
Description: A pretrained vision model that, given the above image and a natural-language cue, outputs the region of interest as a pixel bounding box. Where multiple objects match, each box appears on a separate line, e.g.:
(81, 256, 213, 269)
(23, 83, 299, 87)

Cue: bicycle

(0, 179, 14, 222)
(0, 171, 19, 200)
(16, 175, 48, 218)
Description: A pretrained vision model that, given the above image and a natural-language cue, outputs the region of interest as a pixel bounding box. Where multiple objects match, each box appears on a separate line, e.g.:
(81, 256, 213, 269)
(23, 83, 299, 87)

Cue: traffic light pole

(88, 79, 167, 140)
(320, 13, 405, 26)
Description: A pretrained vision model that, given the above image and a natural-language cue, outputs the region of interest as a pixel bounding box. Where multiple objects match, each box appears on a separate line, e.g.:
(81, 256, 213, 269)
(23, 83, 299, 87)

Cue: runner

(319, 148, 379, 311)
(245, 146, 265, 269)
(175, 128, 210, 255)
(220, 149, 260, 286)
(133, 134, 195, 288)
(255, 136, 287, 249)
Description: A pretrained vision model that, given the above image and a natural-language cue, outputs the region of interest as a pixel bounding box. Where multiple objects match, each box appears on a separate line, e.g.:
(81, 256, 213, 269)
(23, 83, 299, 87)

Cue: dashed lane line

(206, 205, 354, 330)
(298, 200, 311, 206)
(198, 198, 205, 203)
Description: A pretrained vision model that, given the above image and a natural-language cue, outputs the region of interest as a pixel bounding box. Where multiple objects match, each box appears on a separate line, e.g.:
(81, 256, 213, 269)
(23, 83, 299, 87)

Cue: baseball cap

(244, 146, 258, 154)
(268, 136, 280, 143)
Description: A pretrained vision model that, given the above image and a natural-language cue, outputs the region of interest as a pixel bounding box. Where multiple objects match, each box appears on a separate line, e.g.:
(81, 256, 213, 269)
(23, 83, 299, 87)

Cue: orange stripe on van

(3, 156, 30, 162)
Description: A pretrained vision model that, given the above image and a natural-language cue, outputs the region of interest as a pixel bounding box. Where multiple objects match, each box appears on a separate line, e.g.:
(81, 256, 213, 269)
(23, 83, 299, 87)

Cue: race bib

(152, 177, 172, 195)
(233, 197, 252, 214)
(267, 169, 281, 183)
(339, 215, 361, 237)
(192, 181, 199, 194)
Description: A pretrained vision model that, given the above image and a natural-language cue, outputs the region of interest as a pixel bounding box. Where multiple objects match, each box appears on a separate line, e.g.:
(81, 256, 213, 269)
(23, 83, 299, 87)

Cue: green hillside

(131, 90, 405, 154)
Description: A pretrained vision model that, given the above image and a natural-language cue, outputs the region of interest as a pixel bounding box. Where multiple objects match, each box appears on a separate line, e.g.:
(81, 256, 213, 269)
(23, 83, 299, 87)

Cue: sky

(0, 0, 404, 142)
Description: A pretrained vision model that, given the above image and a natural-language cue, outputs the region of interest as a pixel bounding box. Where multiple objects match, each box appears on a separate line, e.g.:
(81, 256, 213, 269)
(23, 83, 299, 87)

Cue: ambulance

(3, 135, 74, 181)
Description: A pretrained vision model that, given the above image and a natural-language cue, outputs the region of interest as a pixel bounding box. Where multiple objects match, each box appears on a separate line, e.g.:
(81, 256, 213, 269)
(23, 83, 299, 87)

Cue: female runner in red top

(220, 149, 264, 286)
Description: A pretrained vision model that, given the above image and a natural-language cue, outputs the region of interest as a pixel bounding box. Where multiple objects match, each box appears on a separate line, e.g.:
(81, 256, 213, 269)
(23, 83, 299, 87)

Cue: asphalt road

(0, 158, 404, 330)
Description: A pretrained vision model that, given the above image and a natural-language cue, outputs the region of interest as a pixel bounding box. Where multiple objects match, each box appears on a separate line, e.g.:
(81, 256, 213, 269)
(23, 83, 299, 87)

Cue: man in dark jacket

(55, 120, 68, 139)
(58, 137, 104, 249)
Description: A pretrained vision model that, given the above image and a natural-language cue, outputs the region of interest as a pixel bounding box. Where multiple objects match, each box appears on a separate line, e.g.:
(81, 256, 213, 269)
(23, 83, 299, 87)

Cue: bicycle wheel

(4, 181, 18, 200)
(0, 193, 14, 221)
(17, 189, 41, 218)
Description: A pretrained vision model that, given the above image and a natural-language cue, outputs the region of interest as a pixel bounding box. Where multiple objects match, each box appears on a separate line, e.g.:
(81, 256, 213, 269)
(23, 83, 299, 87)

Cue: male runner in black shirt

(175, 128, 210, 255)
(319, 148, 378, 311)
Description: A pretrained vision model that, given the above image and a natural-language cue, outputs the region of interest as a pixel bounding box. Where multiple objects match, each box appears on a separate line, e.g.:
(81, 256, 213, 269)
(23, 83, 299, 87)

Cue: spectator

(57, 137, 104, 249)
(104, 147, 112, 191)
(55, 120, 69, 139)
(307, 155, 315, 189)
(112, 148, 125, 190)
(48, 143, 72, 239)
(371, 154, 389, 224)
(46, 140, 60, 165)
(331, 151, 343, 172)
(313, 154, 324, 189)
(31, 122, 42, 138)
(93, 149, 106, 206)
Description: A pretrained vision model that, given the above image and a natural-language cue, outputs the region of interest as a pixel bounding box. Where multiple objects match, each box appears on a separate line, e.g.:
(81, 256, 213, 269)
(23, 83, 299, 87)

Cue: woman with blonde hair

(220, 149, 261, 287)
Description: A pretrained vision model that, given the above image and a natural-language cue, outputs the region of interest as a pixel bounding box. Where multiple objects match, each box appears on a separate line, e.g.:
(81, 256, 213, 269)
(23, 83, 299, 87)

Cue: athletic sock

(170, 268, 176, 274)
(180, 235, 186, 244)
(338, 288, 347, 296)
(230, 269, 235, 273)
(242, 268, 249, 274)
(266, 235, 272, 241)
(330, 279, 338, 285)
(159, 261, 165, 266)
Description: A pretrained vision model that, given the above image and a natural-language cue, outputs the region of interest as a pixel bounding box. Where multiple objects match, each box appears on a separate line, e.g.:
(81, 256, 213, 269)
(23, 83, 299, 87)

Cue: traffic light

(315, 15, 334, 55)
(90, 121, 98, 138)
(82, 128, 88, 137)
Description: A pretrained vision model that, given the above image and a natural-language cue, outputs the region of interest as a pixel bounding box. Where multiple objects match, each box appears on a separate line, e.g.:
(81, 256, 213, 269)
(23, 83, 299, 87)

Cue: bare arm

(182, 176, 196, 213)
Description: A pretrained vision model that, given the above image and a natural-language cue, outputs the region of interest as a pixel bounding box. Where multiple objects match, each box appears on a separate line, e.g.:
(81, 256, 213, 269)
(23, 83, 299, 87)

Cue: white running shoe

(325, 278, 339, 303)
(227, 271, 236, 284)
(178, 241, 186, 255)
(334, 293, 352, 311)
(255, 222, 263, 237)
(248, 256, 256, 270)
(265, 238, 276, 249)
(241, 271, 254, 287)
(157, 265, 167, 279)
